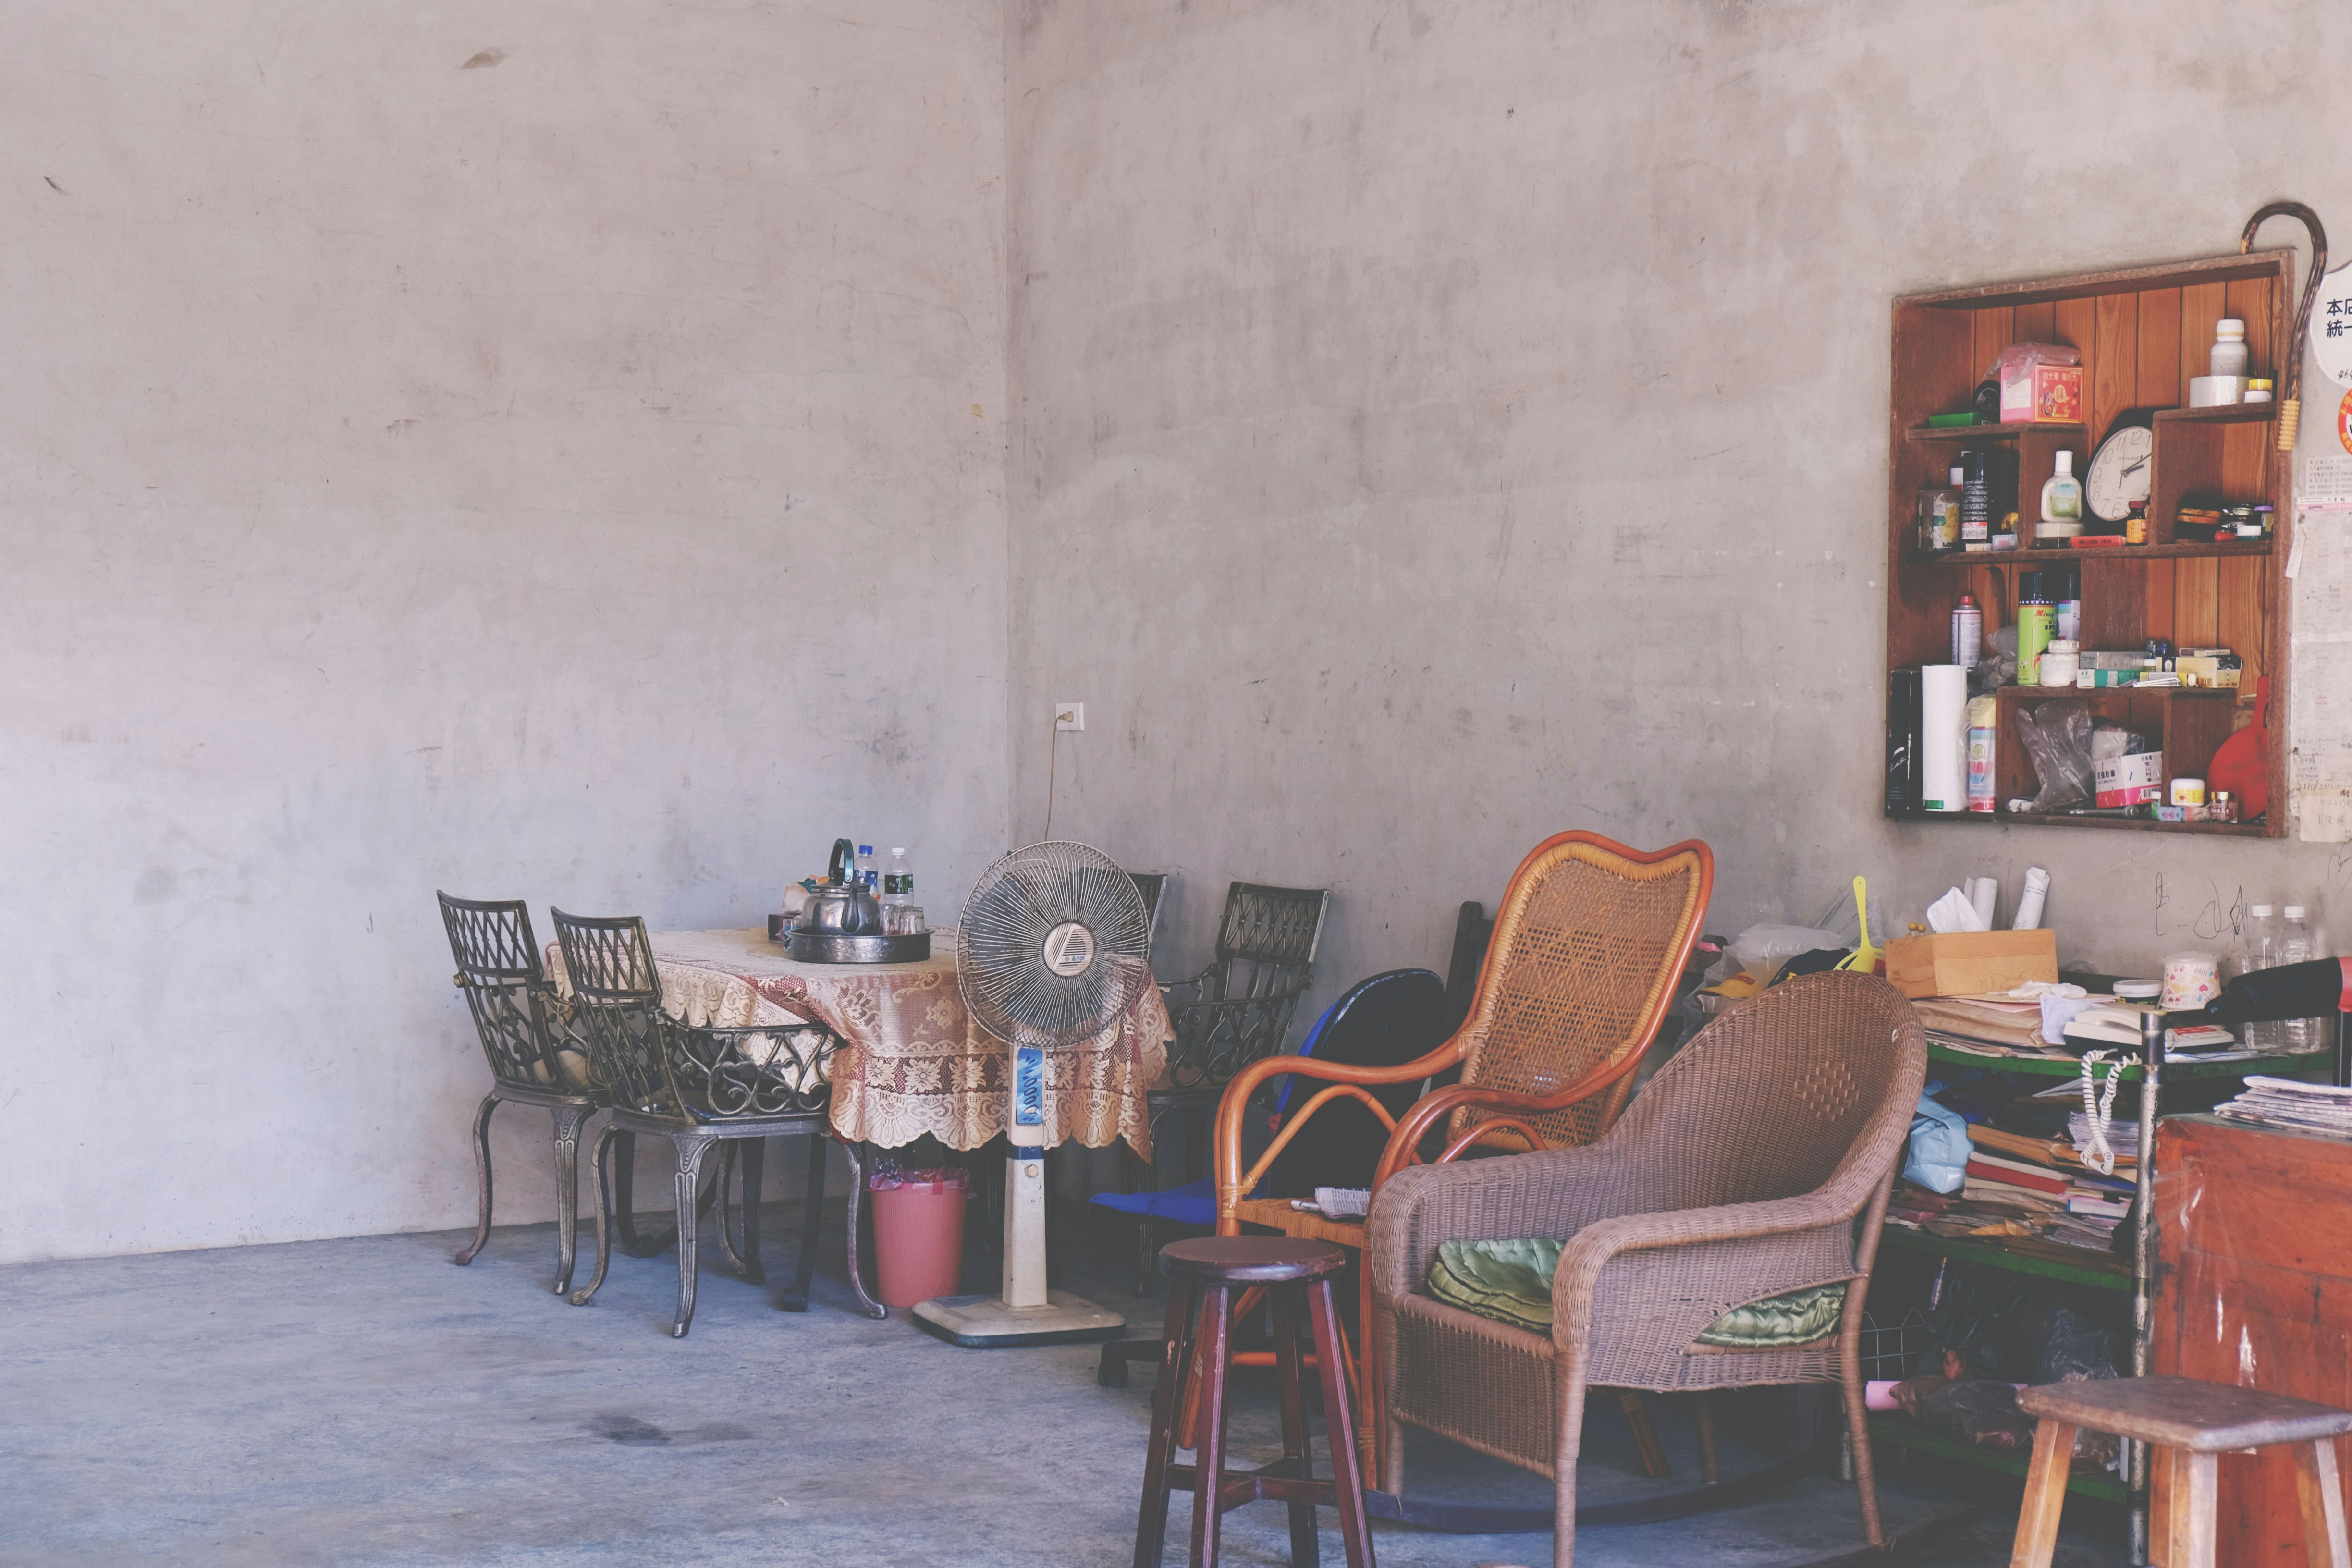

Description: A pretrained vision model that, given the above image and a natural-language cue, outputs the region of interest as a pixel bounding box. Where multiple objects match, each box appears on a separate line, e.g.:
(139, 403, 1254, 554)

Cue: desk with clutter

(1689, 869, 2343, 1551)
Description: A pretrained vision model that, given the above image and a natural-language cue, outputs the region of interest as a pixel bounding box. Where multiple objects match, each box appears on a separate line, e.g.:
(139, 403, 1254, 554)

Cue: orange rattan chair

(1207, 830, 1714, 1478)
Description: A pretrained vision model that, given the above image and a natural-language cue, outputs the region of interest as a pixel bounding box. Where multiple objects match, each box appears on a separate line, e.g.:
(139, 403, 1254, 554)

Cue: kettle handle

(829, 838, 856, 885)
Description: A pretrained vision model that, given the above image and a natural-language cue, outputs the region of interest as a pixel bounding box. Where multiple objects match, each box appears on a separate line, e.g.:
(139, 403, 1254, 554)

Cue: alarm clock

(2085, 408, 2160, 525)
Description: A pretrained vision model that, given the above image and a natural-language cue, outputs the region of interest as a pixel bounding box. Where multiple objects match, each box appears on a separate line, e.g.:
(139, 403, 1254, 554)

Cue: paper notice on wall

(2301, 447, 2352, 510)
(2291, 517, 2352, 635)
(2292, 638, 2352, 842)
(2313, 259, 2352, 389)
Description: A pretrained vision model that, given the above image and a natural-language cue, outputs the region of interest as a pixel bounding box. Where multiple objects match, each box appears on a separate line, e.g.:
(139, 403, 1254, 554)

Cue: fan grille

(957, 842, 1153, 1050)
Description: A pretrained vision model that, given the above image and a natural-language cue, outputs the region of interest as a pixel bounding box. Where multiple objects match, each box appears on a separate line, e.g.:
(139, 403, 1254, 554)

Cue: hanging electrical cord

(1043, 708, 1068, 839)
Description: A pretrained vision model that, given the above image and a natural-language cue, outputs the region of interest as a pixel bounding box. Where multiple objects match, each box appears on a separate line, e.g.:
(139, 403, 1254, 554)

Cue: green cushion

(1425, 1238, 1846, 1348)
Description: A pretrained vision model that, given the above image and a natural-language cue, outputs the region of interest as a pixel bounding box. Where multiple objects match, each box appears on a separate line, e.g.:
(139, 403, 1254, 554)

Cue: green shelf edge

(1868, 1411, 2128, 1503)
(1923, 1041, 2332, 1080)
(1878, 1225, 2132, 1291)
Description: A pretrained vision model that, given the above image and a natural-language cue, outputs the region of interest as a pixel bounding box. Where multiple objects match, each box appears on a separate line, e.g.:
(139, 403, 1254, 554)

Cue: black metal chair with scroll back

(553, 908, 886, 1336)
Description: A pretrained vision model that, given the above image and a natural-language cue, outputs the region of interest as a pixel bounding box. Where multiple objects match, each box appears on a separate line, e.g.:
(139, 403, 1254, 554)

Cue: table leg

(840, 1140, 887, 1319)
(781, 1133, 826, 1313)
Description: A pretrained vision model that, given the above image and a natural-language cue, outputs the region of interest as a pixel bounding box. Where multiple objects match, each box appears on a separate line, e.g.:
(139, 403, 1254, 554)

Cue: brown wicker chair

(1365, 972, 1927, 1568)
(1207, 831, 1713, 1474)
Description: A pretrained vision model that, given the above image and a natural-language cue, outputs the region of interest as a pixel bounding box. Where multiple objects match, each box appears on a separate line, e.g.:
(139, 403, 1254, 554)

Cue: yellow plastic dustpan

(1837, 876, 1879, 974)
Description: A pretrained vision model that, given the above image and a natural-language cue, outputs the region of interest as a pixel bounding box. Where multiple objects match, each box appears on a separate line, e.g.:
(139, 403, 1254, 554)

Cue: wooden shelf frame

(1885, 249, 2294, 837)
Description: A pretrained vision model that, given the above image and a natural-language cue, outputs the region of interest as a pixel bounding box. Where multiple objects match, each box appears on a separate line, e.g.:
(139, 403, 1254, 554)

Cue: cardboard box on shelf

(1884, 929, 2060, 999)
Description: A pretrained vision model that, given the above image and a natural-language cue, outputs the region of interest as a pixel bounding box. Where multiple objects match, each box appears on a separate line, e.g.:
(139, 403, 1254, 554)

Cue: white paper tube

(1967, 876, 1998, 929)
(2013, 866, 2050, 930)
(1920, 665, 1969, 813)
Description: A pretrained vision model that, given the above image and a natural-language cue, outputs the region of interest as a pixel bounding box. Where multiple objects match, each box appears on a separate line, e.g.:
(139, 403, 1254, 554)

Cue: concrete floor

(0, 1204, 2131, 1567)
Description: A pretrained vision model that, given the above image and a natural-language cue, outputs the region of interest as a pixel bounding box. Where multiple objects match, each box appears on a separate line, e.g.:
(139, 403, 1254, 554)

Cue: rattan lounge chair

(1366, 971, 1927, 1567)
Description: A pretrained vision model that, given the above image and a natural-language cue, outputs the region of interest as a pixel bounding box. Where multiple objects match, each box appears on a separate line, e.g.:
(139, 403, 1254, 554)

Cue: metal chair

(552, 909, 884, 1335)
(1126, 882, 1330, 1282)
(1129, 871, 1170, 946)
(440, 893, 603, 1294)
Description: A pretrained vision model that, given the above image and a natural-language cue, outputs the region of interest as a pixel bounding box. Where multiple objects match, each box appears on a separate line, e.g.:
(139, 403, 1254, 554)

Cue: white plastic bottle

(2210, 318, 2249, 379)
(882, 847, 914, 907)
(2239, 904, 2278, 1048)
(2037, 451, 2084, 542)
(2277, 905, 2317, 1052)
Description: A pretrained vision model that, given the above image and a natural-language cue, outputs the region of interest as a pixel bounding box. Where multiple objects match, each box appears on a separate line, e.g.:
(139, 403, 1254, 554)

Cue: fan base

(910, 1290, 1127, 1348)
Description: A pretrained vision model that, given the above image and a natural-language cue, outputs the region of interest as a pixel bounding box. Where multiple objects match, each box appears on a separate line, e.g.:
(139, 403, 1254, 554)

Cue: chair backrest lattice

(1449, 835, 1710, 1149)
(1600, 972, 1924, 1215)
(1129, 872, 1171, 949)
(548, 908, 834, 1122)
(1165, 882, 1332, 1090)
(438, 892, 574, 1091)
(550, 909, 675, 1115)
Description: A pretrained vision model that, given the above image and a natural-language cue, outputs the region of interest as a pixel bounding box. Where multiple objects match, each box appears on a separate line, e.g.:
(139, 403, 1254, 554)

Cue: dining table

(545, 926, 1172, 1158)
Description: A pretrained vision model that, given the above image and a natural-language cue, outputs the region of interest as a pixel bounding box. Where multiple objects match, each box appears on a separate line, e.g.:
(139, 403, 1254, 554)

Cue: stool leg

(1271, 1287, 1318, 1568)
(1134, 1276, 1196, 1568)
(2008, 1417, 2075, 1568)
(1191, 1284, 1234, 1568)
(1308, 1278, 1373, 1568)
(2176, 1450, 2217, 1568)
(1693, 1393, 1719, 1486)
(2297, 1439, 2352, 1568)
(1616, 1391, 1669, 1479)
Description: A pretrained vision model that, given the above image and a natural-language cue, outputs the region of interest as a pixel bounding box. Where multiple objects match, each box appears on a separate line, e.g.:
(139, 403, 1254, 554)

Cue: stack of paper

(2215, 1077, 2352, 1137)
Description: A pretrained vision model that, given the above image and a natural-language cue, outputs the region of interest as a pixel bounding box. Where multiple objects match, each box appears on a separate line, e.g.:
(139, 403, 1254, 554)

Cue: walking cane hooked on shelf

(2239, 201, 2328, 453)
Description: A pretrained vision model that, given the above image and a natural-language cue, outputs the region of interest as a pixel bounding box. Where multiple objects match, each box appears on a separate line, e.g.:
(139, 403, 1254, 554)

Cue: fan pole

(910, 1043, 1128, 1347)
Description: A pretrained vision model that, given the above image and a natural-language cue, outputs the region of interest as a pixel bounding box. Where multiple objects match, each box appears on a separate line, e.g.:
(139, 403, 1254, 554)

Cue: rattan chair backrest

(1450, 833, 1711, 1147)
(438, 892, 566, 1090)
(1598, 971, 1925, 1213)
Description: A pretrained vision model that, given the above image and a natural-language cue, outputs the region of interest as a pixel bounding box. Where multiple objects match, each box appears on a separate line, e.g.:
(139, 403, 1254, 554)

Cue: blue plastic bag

(1903, 1093, 1971, 1195)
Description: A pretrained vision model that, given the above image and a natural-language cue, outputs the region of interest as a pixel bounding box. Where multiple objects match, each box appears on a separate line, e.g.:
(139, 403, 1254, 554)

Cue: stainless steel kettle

(798, 838, 882, 935)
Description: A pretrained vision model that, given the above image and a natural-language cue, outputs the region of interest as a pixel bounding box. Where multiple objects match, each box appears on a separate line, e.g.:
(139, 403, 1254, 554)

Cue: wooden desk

(2153, 1114, 2352, 1565)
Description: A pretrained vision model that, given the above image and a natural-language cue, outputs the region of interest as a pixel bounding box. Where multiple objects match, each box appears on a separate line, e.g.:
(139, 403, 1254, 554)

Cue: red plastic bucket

(870, 1176, 968, 1309)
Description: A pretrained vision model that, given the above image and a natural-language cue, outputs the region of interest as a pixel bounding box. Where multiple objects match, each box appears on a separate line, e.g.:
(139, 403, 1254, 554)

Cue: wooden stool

(1133, 1237, 1372, 1568)
(2011, 1375, 2352, 1568)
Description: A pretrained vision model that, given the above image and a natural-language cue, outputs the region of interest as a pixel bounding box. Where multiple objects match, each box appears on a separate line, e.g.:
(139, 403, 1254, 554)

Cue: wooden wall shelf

(1884, 249, 2292, 837)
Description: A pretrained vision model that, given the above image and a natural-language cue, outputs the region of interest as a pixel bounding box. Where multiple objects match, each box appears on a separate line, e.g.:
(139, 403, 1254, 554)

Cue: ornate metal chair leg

(738, 1142, 767, 1288)
(453, 1091, 500, 1265)
(672, 1138, 710, 1338)
(711, 1143, 747, 1278)
(782, 1134, 825, 1312)
(568, 1125, 621, 1306)
(612, 1130, 660, 1257)
(840, 1140, 888, 1319)
(551, 1104, 591, 1295)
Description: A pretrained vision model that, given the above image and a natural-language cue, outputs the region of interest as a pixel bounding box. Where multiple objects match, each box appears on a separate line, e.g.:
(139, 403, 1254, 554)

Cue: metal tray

(773, 921, 931, 965)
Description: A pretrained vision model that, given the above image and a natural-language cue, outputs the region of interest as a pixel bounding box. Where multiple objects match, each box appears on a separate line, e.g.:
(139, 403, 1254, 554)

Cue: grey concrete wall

(0, 2, 1009, 1263)
(1004, 0, 2352, 1034)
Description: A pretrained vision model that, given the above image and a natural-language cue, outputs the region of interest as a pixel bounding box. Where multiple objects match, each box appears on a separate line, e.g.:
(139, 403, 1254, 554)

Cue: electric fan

(912, 841, 1155, 1347)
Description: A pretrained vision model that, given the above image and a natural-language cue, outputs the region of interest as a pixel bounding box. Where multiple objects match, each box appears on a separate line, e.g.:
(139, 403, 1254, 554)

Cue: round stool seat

(1158, 1236, 1346, 1284)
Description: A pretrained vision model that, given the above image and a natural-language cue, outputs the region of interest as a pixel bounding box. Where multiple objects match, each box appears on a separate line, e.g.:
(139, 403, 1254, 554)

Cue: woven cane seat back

(1602, 972, 1916, 1213)
(1448, 837, 1707, 1148)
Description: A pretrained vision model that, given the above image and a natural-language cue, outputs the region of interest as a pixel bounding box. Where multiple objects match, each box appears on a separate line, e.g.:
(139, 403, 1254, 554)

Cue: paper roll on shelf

(1919, 664, 1969, 813)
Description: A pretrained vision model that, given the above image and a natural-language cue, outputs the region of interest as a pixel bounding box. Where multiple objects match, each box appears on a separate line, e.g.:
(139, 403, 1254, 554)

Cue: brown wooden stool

(2011, 1375, 2352, 1568)
(1133, 1237, 1372, 1568)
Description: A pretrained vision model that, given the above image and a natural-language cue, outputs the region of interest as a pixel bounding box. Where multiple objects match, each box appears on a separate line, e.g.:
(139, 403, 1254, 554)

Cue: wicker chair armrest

(1368, 1049, 1643, 1189)
(1364, 1146, 1675, 1309)
(1212, 1041, 1469, 1226)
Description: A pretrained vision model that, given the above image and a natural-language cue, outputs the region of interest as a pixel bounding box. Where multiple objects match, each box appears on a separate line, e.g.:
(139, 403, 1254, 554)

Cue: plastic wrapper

(1718, 923, 1847, 984)
(1903, 1094, 1972, 1195)
(1985, 341, 2082, 380)
(867, 1158, 972, 1193)
(2015, 700, 2095, 812)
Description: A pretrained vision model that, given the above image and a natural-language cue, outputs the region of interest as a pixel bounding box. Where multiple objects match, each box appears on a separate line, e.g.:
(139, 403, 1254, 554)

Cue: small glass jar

(2125, 503, 2149, 545)
(2210, 790, 2238, 824)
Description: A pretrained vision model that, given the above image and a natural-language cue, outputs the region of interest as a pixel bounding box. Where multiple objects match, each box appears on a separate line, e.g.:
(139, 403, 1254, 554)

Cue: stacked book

(2215, 1076, 2352, 1137)
(1961, 1145, 2135, 1253)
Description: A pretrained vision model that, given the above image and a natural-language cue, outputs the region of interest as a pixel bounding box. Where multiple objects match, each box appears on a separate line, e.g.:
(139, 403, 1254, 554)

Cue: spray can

(1959, 451, 1992, 548)
(1966, 695, 1997, 812)
(1951, 594, 1983, 669)
(2016, 572, 2054, 686)
(2056, 569, 2081, 644)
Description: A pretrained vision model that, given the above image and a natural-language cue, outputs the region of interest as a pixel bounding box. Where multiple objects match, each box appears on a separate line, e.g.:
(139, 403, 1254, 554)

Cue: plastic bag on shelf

(2015, 700, 2095, 812)
(1984, 341, 2082, 381)
(1903, 1095, 1972, 1195)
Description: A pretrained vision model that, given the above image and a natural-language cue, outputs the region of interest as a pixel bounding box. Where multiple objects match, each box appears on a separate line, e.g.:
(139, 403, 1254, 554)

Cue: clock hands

(2120, 456, 2148, 478)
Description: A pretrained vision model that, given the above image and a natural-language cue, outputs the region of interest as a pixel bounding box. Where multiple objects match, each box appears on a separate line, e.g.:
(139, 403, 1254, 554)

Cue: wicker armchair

(1207, 832, 1711, 1475)
(1366, 973, 1927, 1567)
(552, 909, 884, 1336)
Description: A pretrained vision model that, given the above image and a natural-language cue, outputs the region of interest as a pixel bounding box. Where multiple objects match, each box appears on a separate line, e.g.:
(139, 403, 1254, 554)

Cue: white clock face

(2086, 424, 2154, 522)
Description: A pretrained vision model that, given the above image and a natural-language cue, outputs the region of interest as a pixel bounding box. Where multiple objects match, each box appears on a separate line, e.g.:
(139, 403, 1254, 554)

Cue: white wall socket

(1055, 702, 1085, 731)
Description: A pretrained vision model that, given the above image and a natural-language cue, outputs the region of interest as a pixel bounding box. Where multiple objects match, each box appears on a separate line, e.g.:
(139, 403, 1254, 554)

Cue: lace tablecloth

(548, 929, 1168, 1159)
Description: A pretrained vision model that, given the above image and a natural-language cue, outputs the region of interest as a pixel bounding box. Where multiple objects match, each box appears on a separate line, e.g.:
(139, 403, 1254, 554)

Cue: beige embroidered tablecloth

(548, 929, 1167, 1159)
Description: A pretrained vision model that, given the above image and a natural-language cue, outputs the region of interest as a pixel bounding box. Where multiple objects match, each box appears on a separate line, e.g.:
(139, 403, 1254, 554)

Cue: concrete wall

(0, 1, 1008, 1263)
(1004, 0, 2350, 1029)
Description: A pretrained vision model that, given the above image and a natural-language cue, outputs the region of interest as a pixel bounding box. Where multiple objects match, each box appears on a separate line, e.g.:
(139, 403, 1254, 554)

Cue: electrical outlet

(1055, 702, 1085, 732)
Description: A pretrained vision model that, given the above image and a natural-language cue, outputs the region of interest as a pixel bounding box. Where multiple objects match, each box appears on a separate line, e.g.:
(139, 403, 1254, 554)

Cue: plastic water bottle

(882, 847, 914, 907)
(2239, 905, 2278, 1048)
(855, 844, 879, 894)
(2277, 905, 2318, 1052)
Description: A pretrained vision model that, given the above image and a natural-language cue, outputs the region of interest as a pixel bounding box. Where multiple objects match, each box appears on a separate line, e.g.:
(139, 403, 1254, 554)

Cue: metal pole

(2126, 1005, 2165, 1566)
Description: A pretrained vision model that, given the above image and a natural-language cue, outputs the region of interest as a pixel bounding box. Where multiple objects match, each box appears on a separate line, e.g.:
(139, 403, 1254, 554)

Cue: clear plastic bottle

(2238, 904, 2278, 1048)
(2277, 905, 2318, 1051)
(855, 844, 879, 894)
(882, 847, 914, 907)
